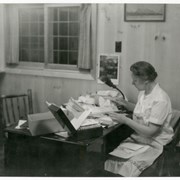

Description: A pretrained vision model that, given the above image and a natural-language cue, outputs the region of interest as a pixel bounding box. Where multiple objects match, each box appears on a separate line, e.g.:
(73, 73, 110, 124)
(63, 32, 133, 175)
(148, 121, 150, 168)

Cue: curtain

(78, 4, 97, 70)
(5, 5, 19, 64)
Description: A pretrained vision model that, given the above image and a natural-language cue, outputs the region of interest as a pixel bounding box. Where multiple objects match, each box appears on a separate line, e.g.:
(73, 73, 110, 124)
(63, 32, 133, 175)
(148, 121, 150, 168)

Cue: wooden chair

(0, 89, 33, 135)
(0, 89, 33, 174)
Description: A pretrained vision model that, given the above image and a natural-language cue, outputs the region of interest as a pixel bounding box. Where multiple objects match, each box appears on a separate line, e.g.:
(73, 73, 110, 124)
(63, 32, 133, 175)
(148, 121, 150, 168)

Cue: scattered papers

(90, 106, 118, 115)
(70, 109, 92, 130)
(78, 95, 96, 105)
(55, 131, 69, 138)
(97, 90, 119, 97)
(80, 118, 99, 127)
(109, 142, 150, 159)
(15, 120, 28, 129)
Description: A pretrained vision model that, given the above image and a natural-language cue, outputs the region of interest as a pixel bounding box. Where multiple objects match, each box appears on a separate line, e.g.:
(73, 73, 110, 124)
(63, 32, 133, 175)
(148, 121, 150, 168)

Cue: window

(48, 6, 80, 65)
(18, 4, 80, 68)
(6, 4, 96, 75)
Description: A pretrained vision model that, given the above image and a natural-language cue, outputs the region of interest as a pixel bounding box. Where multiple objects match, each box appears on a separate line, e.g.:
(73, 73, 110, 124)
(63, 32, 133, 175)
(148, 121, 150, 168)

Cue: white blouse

(133, 83, 174, 146)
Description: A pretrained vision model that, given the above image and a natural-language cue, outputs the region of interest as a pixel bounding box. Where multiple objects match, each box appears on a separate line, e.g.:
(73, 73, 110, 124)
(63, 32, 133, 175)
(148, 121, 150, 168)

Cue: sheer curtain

(78, 4, 97, 70)
(5, 5, 19, 64)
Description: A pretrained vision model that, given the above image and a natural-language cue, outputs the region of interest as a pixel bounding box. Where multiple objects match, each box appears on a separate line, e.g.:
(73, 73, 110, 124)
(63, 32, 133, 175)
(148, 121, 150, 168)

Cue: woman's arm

(112, 99, 136, 112)
(125, 117, 161, 137)
(108, 113, 161, 138)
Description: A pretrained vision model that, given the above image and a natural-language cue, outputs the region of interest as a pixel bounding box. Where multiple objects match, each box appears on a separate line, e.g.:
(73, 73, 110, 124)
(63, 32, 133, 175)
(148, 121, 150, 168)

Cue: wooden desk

(4, 124, 133, 176)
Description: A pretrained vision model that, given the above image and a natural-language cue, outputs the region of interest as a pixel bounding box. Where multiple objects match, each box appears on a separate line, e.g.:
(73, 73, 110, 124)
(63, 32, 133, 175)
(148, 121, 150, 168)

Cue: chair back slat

(23, 96, 27, 119)
(27, 89, 33, 114)
(4, 98, 11, 126)
(16, 97, 20, 118)
(10, 98, 16, 124)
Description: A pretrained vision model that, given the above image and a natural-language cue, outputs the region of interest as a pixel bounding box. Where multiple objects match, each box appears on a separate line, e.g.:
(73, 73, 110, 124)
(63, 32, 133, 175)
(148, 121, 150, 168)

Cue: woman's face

(131, 73, 147, 91)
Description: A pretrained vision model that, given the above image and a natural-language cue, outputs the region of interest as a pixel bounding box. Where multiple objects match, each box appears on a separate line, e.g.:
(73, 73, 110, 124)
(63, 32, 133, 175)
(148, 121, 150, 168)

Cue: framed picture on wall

(97, 54, 120, 85)
(124, 4, 166, 22)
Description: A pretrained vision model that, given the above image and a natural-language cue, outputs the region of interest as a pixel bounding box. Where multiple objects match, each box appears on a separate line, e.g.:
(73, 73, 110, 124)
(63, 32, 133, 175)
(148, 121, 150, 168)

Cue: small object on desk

(15, 120, 28, 129)
(55, 131, 69, 138)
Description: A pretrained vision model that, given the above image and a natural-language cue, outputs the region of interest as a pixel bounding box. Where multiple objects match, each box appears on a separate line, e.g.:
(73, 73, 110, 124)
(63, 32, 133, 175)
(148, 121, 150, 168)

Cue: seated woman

(104, 61, 174, 176)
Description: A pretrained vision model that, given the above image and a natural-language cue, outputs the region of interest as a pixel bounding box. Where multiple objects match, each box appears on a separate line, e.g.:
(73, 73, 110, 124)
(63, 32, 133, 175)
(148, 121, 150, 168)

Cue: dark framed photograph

(124, 4, 166, 22)
(97, 54, 120, 85)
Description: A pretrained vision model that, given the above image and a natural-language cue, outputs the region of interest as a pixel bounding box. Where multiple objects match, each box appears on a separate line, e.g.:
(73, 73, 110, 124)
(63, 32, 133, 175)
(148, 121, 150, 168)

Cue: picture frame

(97, 54, 120, 85)
(124, 4, 166, 22)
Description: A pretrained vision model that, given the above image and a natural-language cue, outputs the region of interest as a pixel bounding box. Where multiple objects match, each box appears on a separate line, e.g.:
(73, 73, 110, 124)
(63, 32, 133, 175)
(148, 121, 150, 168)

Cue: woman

(104, 61, 174, 176)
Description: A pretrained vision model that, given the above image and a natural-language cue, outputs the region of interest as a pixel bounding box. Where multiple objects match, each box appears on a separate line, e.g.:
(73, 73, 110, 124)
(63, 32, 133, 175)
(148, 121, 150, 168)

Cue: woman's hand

(110, 98, 135, 112)
(111, 98, 128, 107)
(107, 112, 128, 124)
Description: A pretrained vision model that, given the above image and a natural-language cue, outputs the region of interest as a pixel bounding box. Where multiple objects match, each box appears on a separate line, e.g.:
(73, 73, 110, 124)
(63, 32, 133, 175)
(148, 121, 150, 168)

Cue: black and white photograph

(97, 54, 120, 84)
(0, 0, 179, 178)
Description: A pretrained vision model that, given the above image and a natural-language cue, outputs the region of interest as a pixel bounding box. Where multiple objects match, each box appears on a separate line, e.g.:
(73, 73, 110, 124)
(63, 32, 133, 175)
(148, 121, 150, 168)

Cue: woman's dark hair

(130, 61, 158, 82)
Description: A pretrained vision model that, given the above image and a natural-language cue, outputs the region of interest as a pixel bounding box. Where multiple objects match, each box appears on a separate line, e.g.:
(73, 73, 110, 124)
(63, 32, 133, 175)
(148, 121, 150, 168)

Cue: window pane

(53, 23, 58, 35)
(30, 10, 38, 21)
(69, 37, 78, 50)
(20, 49, 30, 62)
(53, 37, 58, 50)
(69, 52, 78, 65)
(59, 9, 68, 21)
(21, 37, 30, 48)
(69, 23, 79, 36)
(59, 37, 68, 50)
(30, 23, 39, 35)
(59, 52, 68, 64)
(39, 23, 44, 35)
(39, 37, 44, 48)
(69, 7, 79, 21)
(39, 10, 44, 22)
(53, 51, 59, 64)
(31, 50, 39, 62)
(39, 50, 44, 62)
(53, 8, 58, 21)
(31, 37, 39, 48)
(59, 23, 68, 36)
(19, 10, 30, 22)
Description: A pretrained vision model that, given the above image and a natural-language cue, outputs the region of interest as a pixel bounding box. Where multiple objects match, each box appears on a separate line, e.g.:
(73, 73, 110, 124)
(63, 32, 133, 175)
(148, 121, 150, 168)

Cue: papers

(97, 90, 119, 97)
(15, 120, 28, 129)
(109, 142, 150, 159)
(90, 106, 118, 115)
(70, 109, 92, 130)
(55, 131, 69, 138)
(80, 118, 99, 127)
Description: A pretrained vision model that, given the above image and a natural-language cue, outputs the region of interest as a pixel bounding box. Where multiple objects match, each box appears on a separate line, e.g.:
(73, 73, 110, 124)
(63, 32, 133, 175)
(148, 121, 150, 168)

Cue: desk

(4, 124, 133, 176)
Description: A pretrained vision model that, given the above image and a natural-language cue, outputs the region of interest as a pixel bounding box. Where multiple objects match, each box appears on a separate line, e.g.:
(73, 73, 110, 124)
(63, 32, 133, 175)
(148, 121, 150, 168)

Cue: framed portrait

(124, 4, 166, 22)
(97, 54, 120, 85)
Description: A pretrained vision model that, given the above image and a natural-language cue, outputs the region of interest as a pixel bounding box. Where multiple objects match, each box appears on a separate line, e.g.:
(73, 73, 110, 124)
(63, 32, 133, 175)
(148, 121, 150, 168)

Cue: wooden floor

(0, 141, 180, 177)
